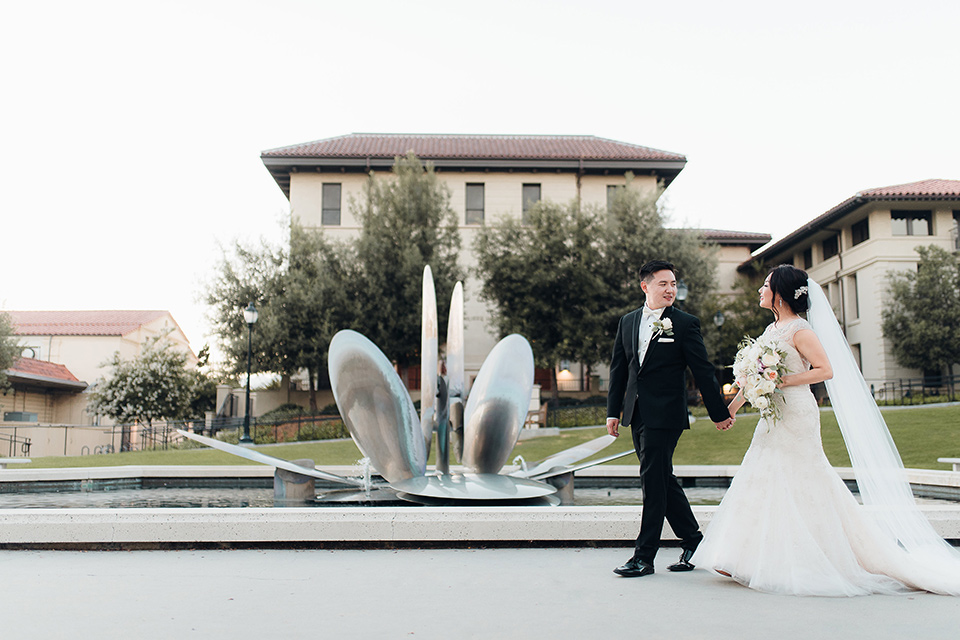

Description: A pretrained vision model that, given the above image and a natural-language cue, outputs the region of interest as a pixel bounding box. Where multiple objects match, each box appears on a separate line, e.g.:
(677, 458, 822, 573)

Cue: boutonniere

(652, 317, 674, 338)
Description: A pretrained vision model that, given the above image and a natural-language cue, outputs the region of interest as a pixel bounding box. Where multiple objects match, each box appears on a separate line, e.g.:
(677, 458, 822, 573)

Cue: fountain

(180, 266, 628, 504)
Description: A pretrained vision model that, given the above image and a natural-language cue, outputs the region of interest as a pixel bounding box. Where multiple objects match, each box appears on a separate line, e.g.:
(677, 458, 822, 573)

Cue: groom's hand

(606, 417, 620, 438)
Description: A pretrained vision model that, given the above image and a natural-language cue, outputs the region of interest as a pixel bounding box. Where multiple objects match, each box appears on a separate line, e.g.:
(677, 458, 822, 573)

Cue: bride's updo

(769, 264, 810, 317)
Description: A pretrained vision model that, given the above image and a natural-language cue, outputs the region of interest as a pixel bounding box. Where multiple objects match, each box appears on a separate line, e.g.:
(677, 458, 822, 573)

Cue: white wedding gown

(693, 318, 960, 596)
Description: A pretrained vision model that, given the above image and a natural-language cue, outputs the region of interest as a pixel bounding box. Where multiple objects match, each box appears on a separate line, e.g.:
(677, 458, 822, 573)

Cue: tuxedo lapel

(639, 306, 674, 371)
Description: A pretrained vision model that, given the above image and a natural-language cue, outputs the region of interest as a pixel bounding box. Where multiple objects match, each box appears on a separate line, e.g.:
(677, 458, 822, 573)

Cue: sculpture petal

(462, 334, 535, 473)
(328, 330, 426, 483)
(420, 265, 438, 456)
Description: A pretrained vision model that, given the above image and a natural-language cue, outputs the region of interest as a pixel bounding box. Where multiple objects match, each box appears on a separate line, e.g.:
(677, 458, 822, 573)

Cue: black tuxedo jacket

(606, 305, 728, 430)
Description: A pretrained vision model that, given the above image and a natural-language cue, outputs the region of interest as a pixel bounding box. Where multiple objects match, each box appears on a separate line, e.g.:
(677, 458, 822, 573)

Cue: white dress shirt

(638, 305, 664, 364)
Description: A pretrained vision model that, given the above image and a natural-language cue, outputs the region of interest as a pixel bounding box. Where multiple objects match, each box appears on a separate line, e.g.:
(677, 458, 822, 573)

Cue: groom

(606, 260, 732, 577)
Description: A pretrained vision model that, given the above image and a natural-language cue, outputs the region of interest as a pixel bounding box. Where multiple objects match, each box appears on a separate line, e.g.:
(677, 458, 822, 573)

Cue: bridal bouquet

(732, 335, 790, 423)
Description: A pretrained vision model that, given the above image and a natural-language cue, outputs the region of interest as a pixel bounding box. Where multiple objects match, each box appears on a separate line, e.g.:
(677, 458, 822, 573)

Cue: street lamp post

(240, 302, 258, 445)
(676, 280, 689, 310)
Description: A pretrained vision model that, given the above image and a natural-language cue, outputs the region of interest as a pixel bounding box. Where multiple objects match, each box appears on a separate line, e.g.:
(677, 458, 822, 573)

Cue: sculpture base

(391, 473, 557, 502)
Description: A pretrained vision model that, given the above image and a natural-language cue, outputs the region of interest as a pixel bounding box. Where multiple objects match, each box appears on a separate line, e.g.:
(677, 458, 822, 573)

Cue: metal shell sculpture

(182, 265, 622, 504)
(323, 265, 618, 502)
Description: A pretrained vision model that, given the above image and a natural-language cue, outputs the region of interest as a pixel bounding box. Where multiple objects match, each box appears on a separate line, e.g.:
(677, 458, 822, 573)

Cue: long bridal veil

(807, 279, 960, 591)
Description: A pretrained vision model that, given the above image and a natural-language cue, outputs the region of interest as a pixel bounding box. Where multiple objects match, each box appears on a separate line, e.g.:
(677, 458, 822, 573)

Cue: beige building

(741, 179, 960, 390)
(2, 310, 196, 456)
(262, 133, 768, 392)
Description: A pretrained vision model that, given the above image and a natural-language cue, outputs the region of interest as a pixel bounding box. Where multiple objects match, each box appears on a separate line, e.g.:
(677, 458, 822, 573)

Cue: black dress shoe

(613, 558, 655, 577)
(666, 548, 696, 572)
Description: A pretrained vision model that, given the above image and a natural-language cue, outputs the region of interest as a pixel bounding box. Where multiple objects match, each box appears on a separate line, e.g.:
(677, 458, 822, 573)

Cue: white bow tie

(643, 306, 663, 319)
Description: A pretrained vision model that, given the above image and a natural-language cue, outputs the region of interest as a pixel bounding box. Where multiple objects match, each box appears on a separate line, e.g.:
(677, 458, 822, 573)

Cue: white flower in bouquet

(732, 334, 791, 425)
(761, 351, 781, 367)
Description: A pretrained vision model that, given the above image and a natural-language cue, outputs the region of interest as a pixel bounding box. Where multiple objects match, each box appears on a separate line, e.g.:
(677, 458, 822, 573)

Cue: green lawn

(17, 404, 960, 471)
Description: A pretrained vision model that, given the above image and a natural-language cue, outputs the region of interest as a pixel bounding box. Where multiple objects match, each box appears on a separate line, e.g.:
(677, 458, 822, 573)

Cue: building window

(802, 247, 813, 269)
(465, 183, 485, 225)
(952, 210, 960, 251)
(828, 282, 840, 313)
(522, 183, 541, 223)
(851, 344, 862, 372)
(851, 218, 869, 246)
(822, 234, 839, 260)
(891, 210, 931, 236)
(848, 274, 859, 320)
(321, 183, 341, 225)
(606, 185, 621, 210)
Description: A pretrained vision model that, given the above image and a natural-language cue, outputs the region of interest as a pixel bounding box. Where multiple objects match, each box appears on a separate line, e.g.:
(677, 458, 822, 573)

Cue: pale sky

(3, 0, 958, 360)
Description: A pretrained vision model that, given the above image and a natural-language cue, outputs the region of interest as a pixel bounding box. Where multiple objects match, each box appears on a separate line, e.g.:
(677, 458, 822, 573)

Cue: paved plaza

(2, 547, 958, 639)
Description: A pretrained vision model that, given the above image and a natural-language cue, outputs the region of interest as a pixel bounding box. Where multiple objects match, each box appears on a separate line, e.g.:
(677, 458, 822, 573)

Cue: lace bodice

(761, 317, 813, 377)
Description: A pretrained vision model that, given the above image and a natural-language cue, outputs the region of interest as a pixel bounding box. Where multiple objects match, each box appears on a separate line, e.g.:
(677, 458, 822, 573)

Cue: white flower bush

(89, 332, 194, 426)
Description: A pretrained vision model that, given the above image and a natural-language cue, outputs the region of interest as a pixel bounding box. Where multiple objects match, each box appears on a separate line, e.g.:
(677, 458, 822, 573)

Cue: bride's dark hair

(768, 264, 809, 319)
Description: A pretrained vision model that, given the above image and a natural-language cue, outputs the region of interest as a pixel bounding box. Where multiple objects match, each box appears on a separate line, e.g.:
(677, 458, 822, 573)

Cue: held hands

(606, 417, 620, 438)
(714, 417, 735, 431)
(717, 392, 744, 432)
(715, 405, 737, 431)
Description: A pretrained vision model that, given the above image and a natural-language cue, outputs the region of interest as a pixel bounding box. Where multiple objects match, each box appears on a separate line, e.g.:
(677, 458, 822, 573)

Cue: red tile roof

(8, 357, 80, 383)
(262, 133, 686, 162)
(858, 179, 960, 198)
(743, 179, 960, 268)
(700, 229, 772, 243)
(7, 310, 170, 337)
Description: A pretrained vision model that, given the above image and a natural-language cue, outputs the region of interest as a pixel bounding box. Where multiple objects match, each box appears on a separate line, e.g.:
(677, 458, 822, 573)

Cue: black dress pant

(631, 418, 702, 563)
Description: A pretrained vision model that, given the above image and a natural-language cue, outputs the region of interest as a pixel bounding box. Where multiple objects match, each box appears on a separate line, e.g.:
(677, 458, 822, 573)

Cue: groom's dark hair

(640, 260, 676, 282)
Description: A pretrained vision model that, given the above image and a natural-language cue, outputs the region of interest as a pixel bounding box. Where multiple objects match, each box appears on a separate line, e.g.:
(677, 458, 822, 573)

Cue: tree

(206, 233, 285, 376)
(882, 245, 960, 383)
(700, 266, 771, 383)
(89, 333, 194, 426)
(0, 312, 19, 390)
(263, 225, 361, 410)
(205, 221, 360, 411)
(601, 179, 718, 326)
(185, 344, 230, 418)
(475, 199, 608, 400)
(207, 154, 463, 406)
(351, 152, 465, 368)
(474, 178, 720, 400)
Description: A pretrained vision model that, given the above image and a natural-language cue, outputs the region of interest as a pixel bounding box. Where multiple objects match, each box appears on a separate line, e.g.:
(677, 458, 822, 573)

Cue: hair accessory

(794, 286, 808, 300)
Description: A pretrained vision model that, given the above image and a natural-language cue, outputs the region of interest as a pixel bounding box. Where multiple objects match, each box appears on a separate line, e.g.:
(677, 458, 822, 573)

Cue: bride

(691, 264, 960, 596)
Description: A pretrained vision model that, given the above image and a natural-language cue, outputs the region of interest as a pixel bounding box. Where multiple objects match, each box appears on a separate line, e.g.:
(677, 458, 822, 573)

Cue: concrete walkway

(2, 547, 958, 639)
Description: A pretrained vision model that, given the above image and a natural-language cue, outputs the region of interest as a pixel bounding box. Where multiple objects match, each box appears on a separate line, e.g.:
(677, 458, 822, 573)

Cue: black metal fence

(0, 432, 32, 457)
(870, 374, 960, 406)
(544, 403, 607, 429)
(210, 414, 348, 445)
(100, 414, 348, 452)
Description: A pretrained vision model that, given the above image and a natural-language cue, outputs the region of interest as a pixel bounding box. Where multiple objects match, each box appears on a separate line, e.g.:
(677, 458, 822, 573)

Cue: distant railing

(104, 414, 349, 451)
(544, 403, 607, 429)
(214, 414, 348, 444)
(0, 432, 31, 457)
(869, 374, 959, 406)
